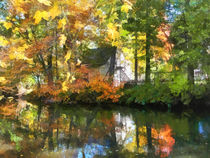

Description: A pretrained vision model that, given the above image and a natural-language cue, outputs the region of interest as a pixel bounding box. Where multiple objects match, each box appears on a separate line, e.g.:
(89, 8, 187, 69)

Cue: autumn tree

(123, 0, 166, 83)
(0, 0, 99, 90)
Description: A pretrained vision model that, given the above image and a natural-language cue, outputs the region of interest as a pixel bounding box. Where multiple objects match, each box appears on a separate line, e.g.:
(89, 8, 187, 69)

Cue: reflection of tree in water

(47, 106, 55, 150)
(154, 125, 175, 157)
(0, 103, 176, 158)
(120, 113, 175, 158)
(0, 100, 209, 158)
(146, 122, 155, 157)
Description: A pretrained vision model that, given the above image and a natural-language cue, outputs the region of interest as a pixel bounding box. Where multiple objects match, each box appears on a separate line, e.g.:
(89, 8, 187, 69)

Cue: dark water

(0, 99, 209, 158)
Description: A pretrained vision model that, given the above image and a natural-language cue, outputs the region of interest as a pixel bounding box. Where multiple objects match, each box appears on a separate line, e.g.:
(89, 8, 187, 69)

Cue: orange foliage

(0, 103, 17, 118)
(67, 65, 90, 93)
(88, 74, 122, 102)
(34, 65, 123, 103)
(99, 115, 116, 131)
(62, 65, 123, 102)
(34, 84, 62, 102)
(155, 24, 174, 61)
(154, 125, 175, 157)
(157, 24, 173, 52)
(25, 36, 54, 58)
(138, 124, 175, 157)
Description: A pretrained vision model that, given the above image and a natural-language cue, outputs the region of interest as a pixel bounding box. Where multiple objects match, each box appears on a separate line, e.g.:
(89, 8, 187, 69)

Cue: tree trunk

(135, 119, 140, 149)
(134, 31, 138, 83)
(145, 32, 151, 83)
(110, 125, 118, 158)
(47, 53, 53, 86)
(110, 114, 118, 158)
(146, 122, 154, 157)
(188, 64, 194, 85)
(48, 106, 55, 150)
(37, 75, 41, 89)
(109, 51, 116, 77)
(185, 0, 194, 85)
(55, 29, 59, 80)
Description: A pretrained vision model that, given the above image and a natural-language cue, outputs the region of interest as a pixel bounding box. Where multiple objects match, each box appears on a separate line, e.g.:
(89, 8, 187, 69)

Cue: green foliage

(9, 130, 23, 151)
(169, 72, 189, 96)
(170, 0, 210, 72)
(0, 120, 23, 151)
(190, 84, 206, 99)
(125, 71, 209, 106)
(125, 83, 172, 105)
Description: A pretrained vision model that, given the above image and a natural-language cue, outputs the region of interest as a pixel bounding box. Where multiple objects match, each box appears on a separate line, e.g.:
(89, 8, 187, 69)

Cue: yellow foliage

(34, 10, 50, 24)
(9, 52, 25, 60)
(3, 22, 12, 29)
(59, 34, 67, 46)
(9, 44, 30, 60)
(49, 3, 61, 19)
(17, 44, 29, 52)
(57, 18, 66, 31)
(124, 136, 137, 152)
(37, 0, 52, 6)
(175, 66, 179, 70)
(111, 41, 119, 47)
(74, 21, 85, 29)
(12, 27, 20, 33)
(152, 46, 171, 61)
(0, 95, 4, 101)
(122, 47, 134, 60)
(0, 61, 7, 68)
(9, 0, 29, 14)
(0, 77, 6, 83)
(62, 80, 68, 92)
(8, 96, 14, 102)
(0, 36, 9, 47)
(62, 72, 75, 91)
(138, 35, 146, 41)
(121, 4, 131, 13)
(107, 23, 119, 41)
(95, 9, 104, 17)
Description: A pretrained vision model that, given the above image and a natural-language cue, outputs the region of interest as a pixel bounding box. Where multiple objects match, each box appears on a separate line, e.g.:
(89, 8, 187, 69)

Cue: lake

(0, 99, 209, 158)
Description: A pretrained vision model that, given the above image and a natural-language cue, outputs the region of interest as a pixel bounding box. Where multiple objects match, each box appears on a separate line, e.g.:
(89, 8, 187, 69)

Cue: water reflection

(0, 99, 209, 158)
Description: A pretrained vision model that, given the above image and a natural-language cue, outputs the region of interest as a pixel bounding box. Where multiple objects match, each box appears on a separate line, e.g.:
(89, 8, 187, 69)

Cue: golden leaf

(59, 34, 67, 46)
(0, 36, 9, 47)
(49, 4, 61, 19)
(62, 80, 68, 91)
(74, 21, 84, 29)
(34, 11, 50, 24)
(76, 59, 81, 66)
(65, 50, 71, 63)
(70, 76, 76, 83)
(12, 27, 19, 33)
(9, 44, 29, 60)
(0, 61, 7, 68)
(37, 0, 52, 6)
(3, 22, 12, 29)
(0, 95, 4, 101)
(107, 23, 119, 40)
(62, 72, 70, 91)
(121, 4, 131, 13)
(0, 77, 6, 84)
(57, 18, 66, 31)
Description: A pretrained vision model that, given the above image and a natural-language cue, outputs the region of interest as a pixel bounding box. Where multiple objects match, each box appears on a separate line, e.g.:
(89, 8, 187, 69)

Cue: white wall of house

(114, 49, 134, 85)
(98, 49, 134, 85)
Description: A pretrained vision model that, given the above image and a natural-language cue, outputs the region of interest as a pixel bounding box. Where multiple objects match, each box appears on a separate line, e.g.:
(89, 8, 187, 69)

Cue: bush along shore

(11, 79, 208, 114)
